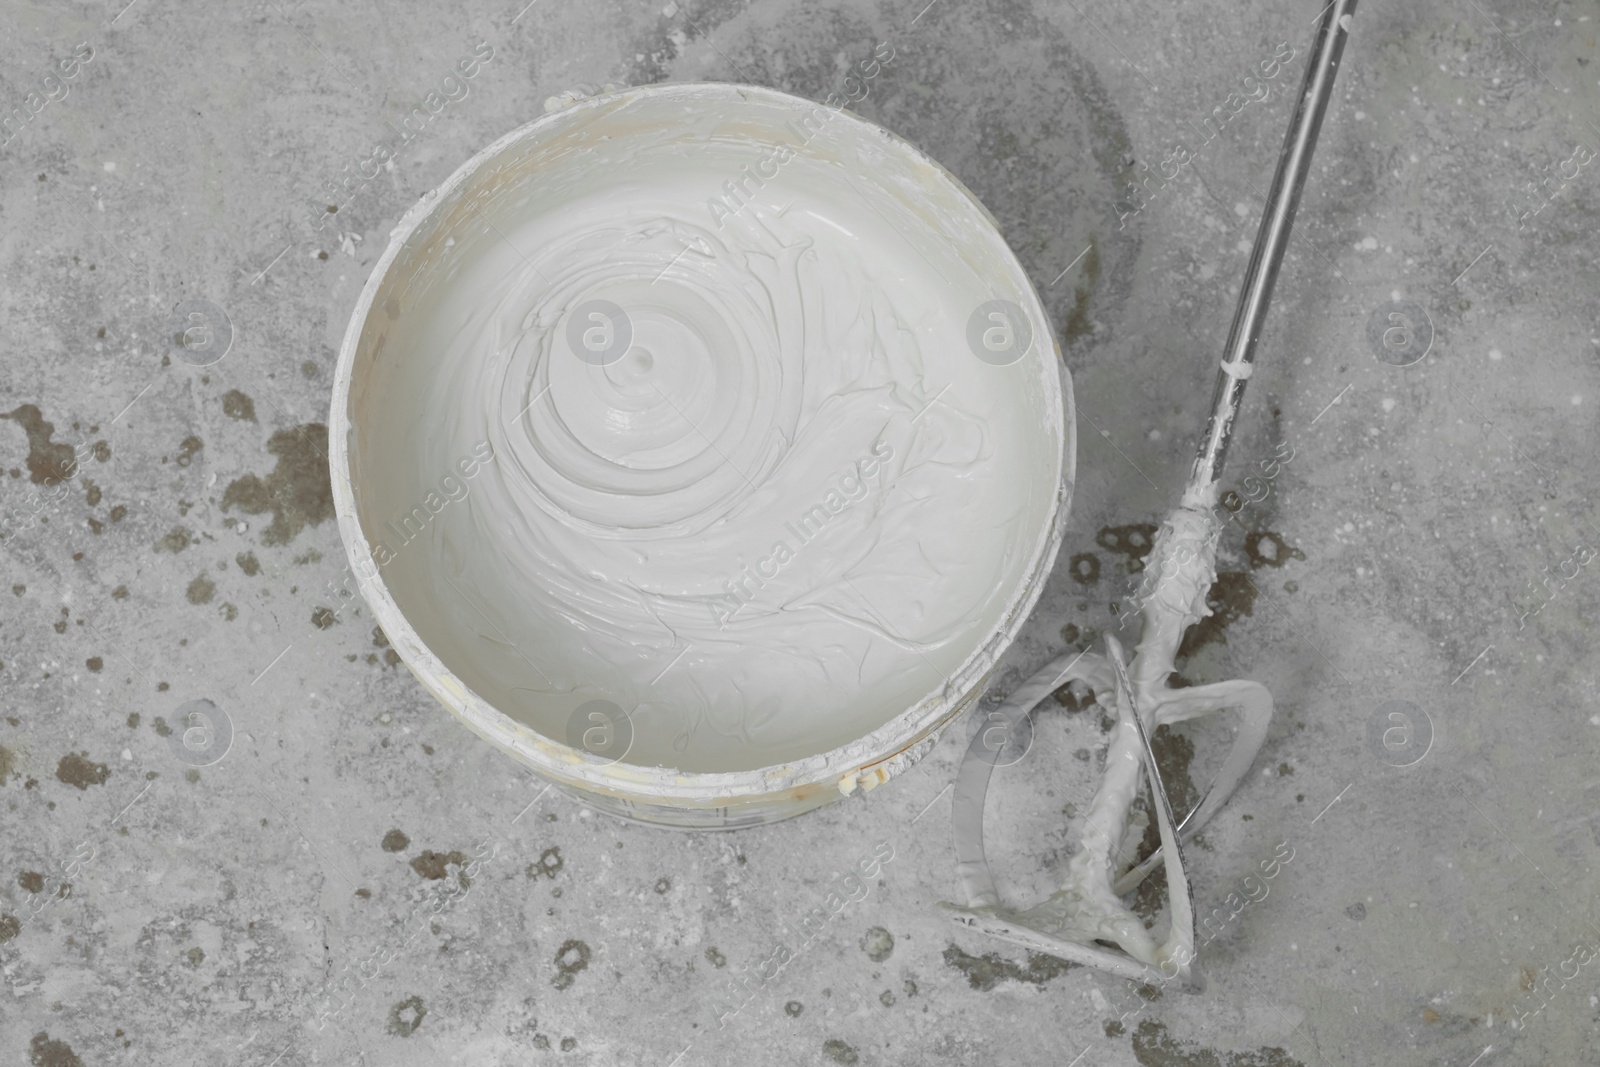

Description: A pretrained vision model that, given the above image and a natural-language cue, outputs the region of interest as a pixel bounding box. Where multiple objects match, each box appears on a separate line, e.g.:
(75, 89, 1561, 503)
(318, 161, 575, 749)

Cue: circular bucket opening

(331, 83, 1072, 826)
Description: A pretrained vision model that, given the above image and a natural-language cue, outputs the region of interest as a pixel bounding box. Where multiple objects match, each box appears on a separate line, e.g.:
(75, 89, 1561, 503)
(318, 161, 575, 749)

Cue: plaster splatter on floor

(1177, 573, 1258, 658)
(388, 995, 427, 1037)
(28, 1031, 83, 1066)
(553, 938, 590, 990)
(860, 926, 894, 962)
(221, 423, 333, 545)
(55, 752, 108, 789)
(186, 574, 215, 604)
(221, 390, 256, 421)
(941, 944, 1078, 990)
(1097, 523, 1160, 573)
(409, 849, 467, 881)
(1, 405, 78, 485)
(1244, 531, 1306, 569)
(154, 527, 192, 553)
(1130, 1020, 1304, 1067)
(822, 1038, 860, 1064)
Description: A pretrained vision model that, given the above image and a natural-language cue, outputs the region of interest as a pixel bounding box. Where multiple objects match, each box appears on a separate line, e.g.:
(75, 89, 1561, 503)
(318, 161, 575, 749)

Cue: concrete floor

(2, 0, 1598, 1064)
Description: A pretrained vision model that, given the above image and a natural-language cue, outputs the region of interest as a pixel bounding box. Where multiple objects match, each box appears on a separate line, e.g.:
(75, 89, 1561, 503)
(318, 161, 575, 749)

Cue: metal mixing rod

(942, 0, 1358, 990)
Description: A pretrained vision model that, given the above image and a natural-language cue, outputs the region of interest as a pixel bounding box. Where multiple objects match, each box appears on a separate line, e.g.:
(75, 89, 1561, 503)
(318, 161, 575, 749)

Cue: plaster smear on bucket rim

(348, 87, 1064, 774)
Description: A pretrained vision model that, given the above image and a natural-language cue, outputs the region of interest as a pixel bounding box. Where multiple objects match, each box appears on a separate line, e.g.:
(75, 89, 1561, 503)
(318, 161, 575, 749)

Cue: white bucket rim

(328, 81, 1075, 809)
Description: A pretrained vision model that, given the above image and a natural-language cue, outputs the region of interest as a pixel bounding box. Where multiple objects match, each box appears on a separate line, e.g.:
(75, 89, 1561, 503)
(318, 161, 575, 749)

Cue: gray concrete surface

(2, 0, 1598, 1064)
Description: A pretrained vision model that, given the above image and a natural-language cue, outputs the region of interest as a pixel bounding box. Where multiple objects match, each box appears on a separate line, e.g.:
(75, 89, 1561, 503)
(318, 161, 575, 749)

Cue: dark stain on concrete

(29, 1032, 83, 1067)
(942, 943, 1078, 991)
(85, 656, 102, 673)
(155, 527, 192, 553)
(109, 504, 126, 522)
(785, 1000, 803, 1017)
(529, 845, 563, 879)
(235, 551, 260, 576)
(409, 849, 467, 880)
(56, 752, 109, 790)
(1244, 531, 1305, 569)
(83, 480, 100, 506)
(1052, 678, 1097, 711)
(1417, 1007, 1474, 1036)
(1097, 523, 1159, 572)
(1070, 552, 1102, 585)
(861, 926, 894, 962)
(186, 574, 215, 605)
(1, 405, 75, 485)
(705, 946, 727, 968)
(222, 390, 256, 421)
(1130, 1020, 1304, 1067)
(822, 1038, 860, 1065)
(1153, 730, 1200, 820)
(1177, 572, 1258, 659)
(381, 829, 410, 852)
(311, 606, 337, 630)
(175, 435, 203, 468)
(388, 995, 427, 1037)
(553, 938, 590, 990)
(1131, 728, 1202, 923)
(0, 744, 13, 785)
(19, 871, 45, 893)
(1063, 235, 1102, 343)
(372, 627, 403, 668)
(0, 913, 19, 941)
(221, 423, 333, 545)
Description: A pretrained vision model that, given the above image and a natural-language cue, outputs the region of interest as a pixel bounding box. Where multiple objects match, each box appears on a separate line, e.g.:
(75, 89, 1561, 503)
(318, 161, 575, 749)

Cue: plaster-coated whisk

(942, 0, 1357, 990)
